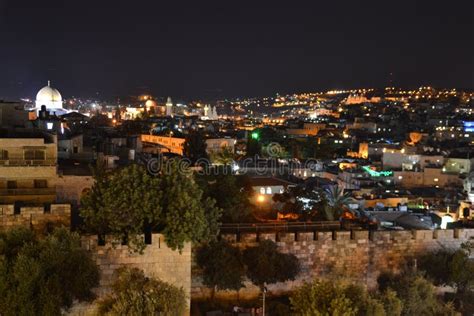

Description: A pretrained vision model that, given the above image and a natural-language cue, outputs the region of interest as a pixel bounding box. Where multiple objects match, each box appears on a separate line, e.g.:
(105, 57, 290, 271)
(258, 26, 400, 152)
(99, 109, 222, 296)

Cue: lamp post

(262, 282, 267, 316)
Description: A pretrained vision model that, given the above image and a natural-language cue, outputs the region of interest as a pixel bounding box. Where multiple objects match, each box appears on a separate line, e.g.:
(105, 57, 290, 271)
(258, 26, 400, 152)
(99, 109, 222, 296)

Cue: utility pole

(262, 282, 267, 316)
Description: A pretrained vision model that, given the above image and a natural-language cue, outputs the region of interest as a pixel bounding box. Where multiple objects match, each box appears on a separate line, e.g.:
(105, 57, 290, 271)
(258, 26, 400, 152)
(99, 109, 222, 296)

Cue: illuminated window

(398, 176, 403, 180)
(434, 178, 439, 182)
(260, 187, 265, 194)
(266, 187, 272, 194)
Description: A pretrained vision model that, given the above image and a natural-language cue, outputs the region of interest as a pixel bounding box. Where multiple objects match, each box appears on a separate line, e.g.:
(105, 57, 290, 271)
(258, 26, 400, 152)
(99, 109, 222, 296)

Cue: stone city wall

(0, 206, 191, 315)
(192, 229, 474, 300)
(0, 204, 70, 232)
(70, 234, 191, 316)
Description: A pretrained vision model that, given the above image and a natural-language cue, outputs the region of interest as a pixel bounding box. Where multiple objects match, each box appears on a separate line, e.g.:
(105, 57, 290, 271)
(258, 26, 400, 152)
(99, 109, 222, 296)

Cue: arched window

(260, 187, 265, 194)
(266, 187, 272, 194)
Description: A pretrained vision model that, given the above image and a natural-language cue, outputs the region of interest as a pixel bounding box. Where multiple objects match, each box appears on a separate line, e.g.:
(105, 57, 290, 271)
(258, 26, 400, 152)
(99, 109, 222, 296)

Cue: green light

(362, 166, 393, 177)
(251, 132, 260, 140)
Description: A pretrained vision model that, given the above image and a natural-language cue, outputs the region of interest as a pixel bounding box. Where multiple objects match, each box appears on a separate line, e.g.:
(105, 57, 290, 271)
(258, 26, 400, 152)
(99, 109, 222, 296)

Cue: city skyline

(0, 0, 473, 100)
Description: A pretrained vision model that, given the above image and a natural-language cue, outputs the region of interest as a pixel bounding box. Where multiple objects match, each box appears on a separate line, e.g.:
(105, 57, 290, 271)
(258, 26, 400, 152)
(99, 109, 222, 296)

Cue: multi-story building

(0, 130, 57, 204)
(141, 134, 235, 156)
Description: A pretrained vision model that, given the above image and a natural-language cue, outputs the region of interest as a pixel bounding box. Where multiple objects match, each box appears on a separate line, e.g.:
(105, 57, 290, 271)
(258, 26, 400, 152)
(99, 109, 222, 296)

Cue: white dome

(35, 81, 63, 111)
(37, 86, 62, 103)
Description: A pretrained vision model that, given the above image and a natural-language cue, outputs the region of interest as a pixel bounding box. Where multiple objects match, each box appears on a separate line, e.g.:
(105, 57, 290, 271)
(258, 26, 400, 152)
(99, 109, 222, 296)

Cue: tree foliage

(246, 132, 261, 157)
(183, 130, 208, 163)
(0, 228, 99, 316)
(81, 162, 221, 252)
(196, 240, 245, 292)
(290, 279, 402, 316)
(273, 186, 325, 220)
(418, 241, 474, 294)
(158, 161, 221, 250)
(243, 240, 300, 287)
(198, 170, 255, 223)
(378, 270, 456, 316)
(210, 146, 235, 165)
(98, 267, 186, 316)
(81, 164, 162, 251)
(323, 185, 352, 221)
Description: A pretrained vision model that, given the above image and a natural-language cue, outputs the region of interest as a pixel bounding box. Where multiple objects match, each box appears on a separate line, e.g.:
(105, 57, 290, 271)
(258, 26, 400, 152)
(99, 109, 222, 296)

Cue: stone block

(277, 232, 295, 243)
(259, 233, 276, 241)
(333, 231, 351, 241)
(351, 230, 369, 240)
(297, 232, 314, 241)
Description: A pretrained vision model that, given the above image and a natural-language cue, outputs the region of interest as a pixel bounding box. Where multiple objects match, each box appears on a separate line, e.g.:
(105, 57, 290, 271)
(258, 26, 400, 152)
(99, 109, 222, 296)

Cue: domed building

(35, 81, 66, 115)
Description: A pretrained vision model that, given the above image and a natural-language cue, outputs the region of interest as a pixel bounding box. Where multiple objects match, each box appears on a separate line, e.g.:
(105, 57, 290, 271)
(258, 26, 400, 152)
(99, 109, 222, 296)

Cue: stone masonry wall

(70, 234, 192, 316)
(192, 229, 474, 300)
(0, 204, 70, 233)
(0, 206, 191, 315)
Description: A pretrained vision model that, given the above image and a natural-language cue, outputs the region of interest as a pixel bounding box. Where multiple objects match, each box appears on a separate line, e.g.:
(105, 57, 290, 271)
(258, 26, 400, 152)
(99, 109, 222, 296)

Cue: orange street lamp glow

(257, 195, 265, 203)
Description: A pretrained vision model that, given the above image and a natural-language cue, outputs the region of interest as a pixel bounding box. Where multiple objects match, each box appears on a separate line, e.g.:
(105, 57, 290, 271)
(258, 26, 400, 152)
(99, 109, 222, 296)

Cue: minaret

(211, 106, 218, 120)
(203, 105, 209, 117)
(166, 97, 173, 116)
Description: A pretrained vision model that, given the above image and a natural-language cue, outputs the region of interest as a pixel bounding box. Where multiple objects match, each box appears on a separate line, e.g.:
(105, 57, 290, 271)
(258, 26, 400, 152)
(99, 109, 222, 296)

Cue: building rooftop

(0, 129, 56, 143)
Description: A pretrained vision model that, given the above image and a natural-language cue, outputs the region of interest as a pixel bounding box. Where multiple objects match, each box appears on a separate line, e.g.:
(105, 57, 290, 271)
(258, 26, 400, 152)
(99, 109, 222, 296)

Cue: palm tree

(323, 185, 352, 221)
(212, 146, 235, 166)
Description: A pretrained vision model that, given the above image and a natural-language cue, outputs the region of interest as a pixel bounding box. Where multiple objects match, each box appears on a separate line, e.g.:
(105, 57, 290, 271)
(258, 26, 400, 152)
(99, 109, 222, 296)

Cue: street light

(262, 282, 267, 316)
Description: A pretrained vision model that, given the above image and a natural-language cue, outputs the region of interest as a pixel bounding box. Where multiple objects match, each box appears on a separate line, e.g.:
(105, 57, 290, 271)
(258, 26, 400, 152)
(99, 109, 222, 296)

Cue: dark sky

(0, 0, 473, 101)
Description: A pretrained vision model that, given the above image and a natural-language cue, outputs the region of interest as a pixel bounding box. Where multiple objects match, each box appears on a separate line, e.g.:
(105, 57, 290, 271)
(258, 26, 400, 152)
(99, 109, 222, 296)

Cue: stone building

(0, 130, 57, 204)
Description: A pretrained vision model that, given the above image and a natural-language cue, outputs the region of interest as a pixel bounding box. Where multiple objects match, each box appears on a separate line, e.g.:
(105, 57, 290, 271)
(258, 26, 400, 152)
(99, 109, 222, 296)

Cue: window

(7, 181, 17, 189)
(24, 149, 45, 160)
(266, 187, 272, 194)
(0, 150, 8, 160)
(34, 180, 48, 188)
(260, 187, 265, 194)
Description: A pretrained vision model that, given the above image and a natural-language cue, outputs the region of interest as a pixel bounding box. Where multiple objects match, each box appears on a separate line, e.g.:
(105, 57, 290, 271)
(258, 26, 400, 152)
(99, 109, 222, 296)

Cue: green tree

(323, 185, 352, 221)
(246, 132, 261, 157)
(290, 280, 358, 316)
(196, 240, 245, 299)
(378, 270, 456, 316)
(98, 267, 186, 316)
(81, 164, 162, 252)
(290, 279, 402, 316)
(81, 162, 222, 252)
(184, 130, 209, 163)
(242, 240, 300, 288)
(198, 171, 255, 223)
(273, 186, 325, 220)
(158, 160, 222, 250)
(210, 146, 235, 165)
(0, 228, 99, 316)
(418, 241, 474, 294)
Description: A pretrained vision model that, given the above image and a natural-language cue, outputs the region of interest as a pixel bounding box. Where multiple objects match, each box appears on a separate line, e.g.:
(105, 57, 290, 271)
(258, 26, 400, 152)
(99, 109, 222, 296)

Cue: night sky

(0, 0, 472, 101)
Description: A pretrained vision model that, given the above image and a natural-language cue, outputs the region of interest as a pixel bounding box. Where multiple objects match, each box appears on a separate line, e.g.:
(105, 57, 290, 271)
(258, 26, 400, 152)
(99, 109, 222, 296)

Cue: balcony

(0, 159, 56, 166)
(0, 187, 56, 196)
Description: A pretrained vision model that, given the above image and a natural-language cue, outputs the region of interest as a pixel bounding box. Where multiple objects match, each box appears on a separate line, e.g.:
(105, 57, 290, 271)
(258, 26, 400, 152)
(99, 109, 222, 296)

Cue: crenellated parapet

(193, 228, 474, 300)
(0, 204, 70, 232)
